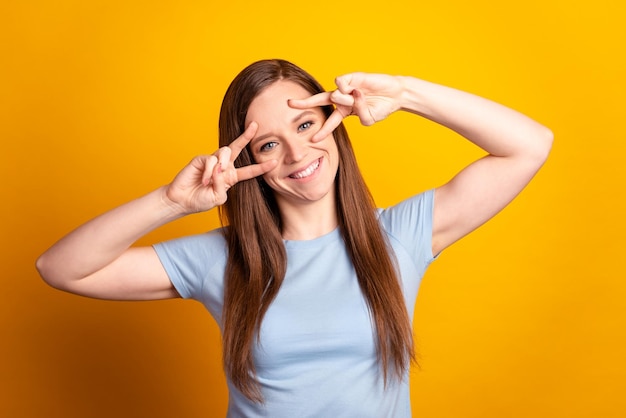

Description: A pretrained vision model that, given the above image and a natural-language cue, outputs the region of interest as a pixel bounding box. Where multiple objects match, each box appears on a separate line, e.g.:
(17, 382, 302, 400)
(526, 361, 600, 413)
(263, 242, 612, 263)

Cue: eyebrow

(251, 111, 317, 145)
(291, 110, 315, 123)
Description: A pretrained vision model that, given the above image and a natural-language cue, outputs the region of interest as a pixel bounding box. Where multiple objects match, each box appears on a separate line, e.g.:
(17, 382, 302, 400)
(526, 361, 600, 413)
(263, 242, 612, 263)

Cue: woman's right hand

(165, 122, 277, 214)
(36, 121, 277, 300)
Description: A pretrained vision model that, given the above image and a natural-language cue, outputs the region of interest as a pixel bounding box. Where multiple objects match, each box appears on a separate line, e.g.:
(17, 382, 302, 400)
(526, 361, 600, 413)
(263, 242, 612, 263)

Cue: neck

(277, 193, 338, 241)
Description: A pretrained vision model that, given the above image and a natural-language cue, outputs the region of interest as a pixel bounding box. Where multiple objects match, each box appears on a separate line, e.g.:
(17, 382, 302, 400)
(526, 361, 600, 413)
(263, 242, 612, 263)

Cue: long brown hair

(218, 59, 414, 402)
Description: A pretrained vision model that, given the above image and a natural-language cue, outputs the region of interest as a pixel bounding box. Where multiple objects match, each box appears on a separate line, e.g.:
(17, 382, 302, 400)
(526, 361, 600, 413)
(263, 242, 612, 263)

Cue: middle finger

(312, 108, 345, 142)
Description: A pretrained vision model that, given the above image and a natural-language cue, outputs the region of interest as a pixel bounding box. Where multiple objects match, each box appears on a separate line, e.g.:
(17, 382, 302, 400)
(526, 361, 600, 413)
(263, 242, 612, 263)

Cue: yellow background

(2, 0, 625, 417)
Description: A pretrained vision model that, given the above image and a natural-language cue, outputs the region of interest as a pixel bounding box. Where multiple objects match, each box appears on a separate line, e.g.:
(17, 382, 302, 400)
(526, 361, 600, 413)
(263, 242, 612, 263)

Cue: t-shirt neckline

(282, 227, 341, 250)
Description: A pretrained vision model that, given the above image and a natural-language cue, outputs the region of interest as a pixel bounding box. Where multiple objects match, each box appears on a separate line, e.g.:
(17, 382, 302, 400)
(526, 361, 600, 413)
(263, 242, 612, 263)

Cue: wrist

(157, 186, 190, 219)
(396, 75, 430, 116)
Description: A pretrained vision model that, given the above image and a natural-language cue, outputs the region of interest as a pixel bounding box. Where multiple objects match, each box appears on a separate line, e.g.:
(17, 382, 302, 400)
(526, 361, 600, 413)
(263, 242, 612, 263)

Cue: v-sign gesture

(166, 122, 277, 214)
(36, 123, 277, 300)
(292, 71, 552, 256)
(289, 73, 405, 141)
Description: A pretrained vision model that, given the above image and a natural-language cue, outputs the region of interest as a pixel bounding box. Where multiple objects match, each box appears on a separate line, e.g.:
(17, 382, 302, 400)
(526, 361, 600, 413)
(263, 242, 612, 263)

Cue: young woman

(36, 59, 552, 417)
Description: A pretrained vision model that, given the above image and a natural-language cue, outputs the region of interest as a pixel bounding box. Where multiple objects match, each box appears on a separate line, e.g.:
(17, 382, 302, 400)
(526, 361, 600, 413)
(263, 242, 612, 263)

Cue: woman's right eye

(260, 142, 277, 152)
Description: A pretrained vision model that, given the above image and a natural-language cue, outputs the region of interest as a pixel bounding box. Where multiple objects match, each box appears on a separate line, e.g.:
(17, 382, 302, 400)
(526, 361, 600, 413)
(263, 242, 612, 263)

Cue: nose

(283, 136, 307, 164)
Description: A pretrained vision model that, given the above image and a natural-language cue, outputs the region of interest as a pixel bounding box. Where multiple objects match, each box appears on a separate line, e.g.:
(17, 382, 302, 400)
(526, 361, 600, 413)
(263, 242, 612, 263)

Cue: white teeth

(290, 159, 320, 179)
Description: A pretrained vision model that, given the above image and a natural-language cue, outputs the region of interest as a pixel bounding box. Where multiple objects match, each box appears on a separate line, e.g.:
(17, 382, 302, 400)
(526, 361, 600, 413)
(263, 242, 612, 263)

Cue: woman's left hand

(288, 72, 404, 141)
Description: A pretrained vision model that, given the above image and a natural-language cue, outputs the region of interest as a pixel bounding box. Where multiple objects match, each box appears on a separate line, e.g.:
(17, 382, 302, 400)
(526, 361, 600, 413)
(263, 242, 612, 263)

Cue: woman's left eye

(297, 121, 313, 132)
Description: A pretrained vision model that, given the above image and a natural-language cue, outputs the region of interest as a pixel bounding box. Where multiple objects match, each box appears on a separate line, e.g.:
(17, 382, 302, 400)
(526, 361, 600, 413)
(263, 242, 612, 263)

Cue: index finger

(312, 109, 345, 142)
(288, 92, 333, 109)
(228, 121, 258, 161)
(236, 159, 278, 183)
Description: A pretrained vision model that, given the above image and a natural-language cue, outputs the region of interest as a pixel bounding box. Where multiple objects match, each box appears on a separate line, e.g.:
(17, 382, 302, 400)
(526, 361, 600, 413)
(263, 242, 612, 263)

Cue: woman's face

(245, 80, 339, 209)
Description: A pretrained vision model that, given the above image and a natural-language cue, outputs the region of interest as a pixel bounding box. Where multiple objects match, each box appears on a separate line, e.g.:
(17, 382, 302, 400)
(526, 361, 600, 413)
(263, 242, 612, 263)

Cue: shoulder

(154, 227, 227, 254)
(377, 189, 435, 232)
(152, 227, 229, 304)
(377, 190, 437, 269)
(152, 227, 228, 281)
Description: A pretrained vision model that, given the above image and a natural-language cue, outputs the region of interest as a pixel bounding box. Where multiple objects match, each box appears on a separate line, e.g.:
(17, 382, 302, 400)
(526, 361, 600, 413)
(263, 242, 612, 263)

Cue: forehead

(245, 80, 316, 123)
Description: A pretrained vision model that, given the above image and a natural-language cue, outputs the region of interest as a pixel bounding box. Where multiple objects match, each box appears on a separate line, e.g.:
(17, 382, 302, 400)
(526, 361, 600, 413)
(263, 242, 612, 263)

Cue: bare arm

(290, 73, 553, 255)
(396, 76, 553, 254)
(36, 187, 185, 300)
(36, 123, 277, 300)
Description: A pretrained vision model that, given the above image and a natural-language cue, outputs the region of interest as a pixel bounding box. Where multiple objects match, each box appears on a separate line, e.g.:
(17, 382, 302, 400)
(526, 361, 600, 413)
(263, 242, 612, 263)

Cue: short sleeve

(152, 228, 228, 321)
(377, 189, 437, 274)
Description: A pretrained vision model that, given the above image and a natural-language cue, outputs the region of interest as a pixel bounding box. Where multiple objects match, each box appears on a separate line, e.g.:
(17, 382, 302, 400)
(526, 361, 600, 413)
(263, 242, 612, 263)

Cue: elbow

(35, 253, 65, 291)
(541, 125, 554, 159)
(529, 125, 554, 166)
(35, 254, 54, 287)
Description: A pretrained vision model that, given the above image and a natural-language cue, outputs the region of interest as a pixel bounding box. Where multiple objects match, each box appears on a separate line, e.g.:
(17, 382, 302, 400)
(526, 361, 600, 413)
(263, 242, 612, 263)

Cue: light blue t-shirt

(153, 190, 436, 418)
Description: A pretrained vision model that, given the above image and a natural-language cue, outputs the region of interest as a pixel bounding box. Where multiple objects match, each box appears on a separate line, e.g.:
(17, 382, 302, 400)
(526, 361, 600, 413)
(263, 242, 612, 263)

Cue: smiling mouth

(289, 158, 321, 179)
